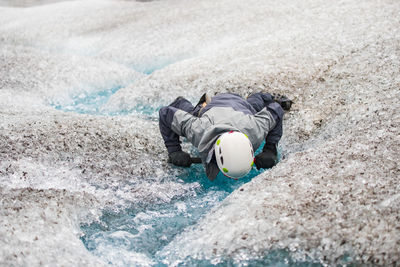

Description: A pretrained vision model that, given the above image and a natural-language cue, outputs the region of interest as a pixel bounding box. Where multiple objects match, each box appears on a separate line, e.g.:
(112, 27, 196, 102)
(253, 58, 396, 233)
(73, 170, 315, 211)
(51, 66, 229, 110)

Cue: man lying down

(159, 92, 292, 181)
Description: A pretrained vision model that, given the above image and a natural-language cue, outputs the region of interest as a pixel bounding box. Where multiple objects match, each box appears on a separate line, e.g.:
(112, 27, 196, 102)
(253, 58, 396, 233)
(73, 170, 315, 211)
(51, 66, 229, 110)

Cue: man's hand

(254, 143, 277, 169)
(168, 151, 192, 167)
(254, 151, 276, 169)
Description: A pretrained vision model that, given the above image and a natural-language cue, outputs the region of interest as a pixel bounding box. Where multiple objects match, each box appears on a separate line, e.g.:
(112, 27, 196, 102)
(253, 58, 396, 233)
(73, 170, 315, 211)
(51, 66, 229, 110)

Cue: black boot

(193, 93, 211, 116)
(272, 94, 293, 111)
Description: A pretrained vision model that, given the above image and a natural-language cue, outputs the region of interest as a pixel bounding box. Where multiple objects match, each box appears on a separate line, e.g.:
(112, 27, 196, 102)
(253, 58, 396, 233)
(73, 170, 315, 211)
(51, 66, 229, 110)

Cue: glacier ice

(0, 0, 399, 266)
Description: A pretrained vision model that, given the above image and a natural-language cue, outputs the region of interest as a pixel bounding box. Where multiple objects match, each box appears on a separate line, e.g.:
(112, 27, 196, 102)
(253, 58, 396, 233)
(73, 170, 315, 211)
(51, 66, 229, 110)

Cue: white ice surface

(0, 0, 399, 265)
(159, 39, 400, 265)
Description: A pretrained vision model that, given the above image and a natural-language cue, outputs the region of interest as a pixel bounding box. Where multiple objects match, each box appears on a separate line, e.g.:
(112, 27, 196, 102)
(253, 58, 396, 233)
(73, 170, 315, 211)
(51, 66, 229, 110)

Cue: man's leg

(168, 97, 196, 114)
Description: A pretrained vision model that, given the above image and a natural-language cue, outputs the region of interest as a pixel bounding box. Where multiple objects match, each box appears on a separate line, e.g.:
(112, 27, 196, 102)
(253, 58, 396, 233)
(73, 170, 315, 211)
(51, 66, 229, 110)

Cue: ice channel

(2, 0, 399, 265)
(51, 81, 317, 266)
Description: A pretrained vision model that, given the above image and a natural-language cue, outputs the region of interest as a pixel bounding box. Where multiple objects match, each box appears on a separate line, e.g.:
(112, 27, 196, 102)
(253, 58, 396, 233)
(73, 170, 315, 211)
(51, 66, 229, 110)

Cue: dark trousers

(168, 97, 201, 116)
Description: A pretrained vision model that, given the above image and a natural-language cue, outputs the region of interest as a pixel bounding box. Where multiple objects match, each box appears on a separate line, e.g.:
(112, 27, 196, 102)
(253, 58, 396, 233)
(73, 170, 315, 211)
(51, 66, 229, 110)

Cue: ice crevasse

(0, 0, 399, 266)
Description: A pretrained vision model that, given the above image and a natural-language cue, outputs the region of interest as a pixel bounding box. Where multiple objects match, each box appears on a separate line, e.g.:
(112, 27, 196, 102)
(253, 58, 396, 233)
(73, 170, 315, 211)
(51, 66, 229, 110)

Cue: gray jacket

(159, 93, 284, 178)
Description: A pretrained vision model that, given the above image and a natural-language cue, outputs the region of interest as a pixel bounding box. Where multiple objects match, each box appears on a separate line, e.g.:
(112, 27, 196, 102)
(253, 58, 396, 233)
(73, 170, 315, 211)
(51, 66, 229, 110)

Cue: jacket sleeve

(159, 106, 207, 154)
(264, 102, 284, 144)
(247, 92, 284, 144)
(159, 106, 182, 154)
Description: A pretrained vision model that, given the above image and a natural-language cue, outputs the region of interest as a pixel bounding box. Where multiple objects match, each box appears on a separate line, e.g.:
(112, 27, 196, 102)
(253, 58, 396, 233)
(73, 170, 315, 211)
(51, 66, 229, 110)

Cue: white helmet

(214, 131, 254, 179)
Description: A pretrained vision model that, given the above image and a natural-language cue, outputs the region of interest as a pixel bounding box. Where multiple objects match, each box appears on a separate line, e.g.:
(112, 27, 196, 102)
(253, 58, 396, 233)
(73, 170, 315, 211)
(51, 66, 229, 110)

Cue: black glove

(254, 143, 278, 170)
(168, 151, 192, 167)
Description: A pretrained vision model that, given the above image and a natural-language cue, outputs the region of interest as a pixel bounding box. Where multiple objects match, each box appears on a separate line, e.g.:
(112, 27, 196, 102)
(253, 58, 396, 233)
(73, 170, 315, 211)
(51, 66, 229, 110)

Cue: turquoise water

(80, 165, 262, 265)
(79, 164, 324, 266)
(52, 86, 123, 115)
(54, 89, 323, 266)
(52, 86, 162, 120)
(79, 156, 324, 267)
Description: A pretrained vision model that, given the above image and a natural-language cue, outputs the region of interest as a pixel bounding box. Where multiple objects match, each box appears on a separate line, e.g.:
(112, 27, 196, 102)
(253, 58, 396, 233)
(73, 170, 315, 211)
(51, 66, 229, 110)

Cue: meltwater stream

(81, 166, 261, 266)
(51, 89, 323, 266)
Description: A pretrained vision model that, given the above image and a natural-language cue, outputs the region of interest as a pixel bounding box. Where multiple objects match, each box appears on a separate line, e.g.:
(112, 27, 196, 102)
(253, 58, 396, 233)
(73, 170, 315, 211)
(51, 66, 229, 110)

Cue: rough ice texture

(0, 187, 105, 266)
(0, 44, 143, 111)
(160, 39, 400, 265)
(0, 0, 399, 265)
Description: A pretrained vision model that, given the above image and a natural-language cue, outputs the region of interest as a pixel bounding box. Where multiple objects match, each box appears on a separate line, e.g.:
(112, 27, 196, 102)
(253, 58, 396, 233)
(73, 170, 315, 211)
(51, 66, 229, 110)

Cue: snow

(0, 0, 399, 265)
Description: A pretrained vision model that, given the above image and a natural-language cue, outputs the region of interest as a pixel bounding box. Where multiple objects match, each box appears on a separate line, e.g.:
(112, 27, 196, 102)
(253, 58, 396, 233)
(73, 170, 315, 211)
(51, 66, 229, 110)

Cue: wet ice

(1, 0, 399, 266)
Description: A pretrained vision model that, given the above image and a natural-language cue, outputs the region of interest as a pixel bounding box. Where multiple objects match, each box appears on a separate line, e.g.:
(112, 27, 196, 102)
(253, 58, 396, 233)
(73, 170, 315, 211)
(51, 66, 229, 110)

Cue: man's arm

(246, 92, 284, 144)
(159, 106, 183, 154)
(246, 93, 285, 169)
(159, 106, 207, 167)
